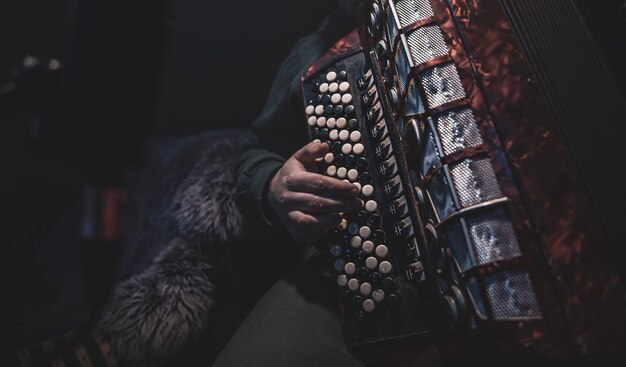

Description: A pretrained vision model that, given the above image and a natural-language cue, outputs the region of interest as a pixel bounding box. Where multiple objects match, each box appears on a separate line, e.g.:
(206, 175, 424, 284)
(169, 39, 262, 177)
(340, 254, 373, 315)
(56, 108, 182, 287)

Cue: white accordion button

(353, 143, 365, 155)
(339, 218, 348, 230)
(337, 274, 348, 287)
(351, 236, 362, 249)
(329, 82, 339, 93)
(331, 93, 342, 104)
(315, 105, 325, 115)
(375, 245, 389, 258)
(316, 116, 326, 127)
(337, 167, 347, 179)
(305, 105, 315, 115)
(348, 278, 360, 291)
(336, 117, 347, 129)
(365, 200, 378, 212)
(341, 94, 353, 104)
(347, 169, 359, 181)
(350, 130, 361, 143)
(339, 129, 350, 141)
(327, 117, 336, 128)
(362, 240, 375, 254)
(359, 226, 371, 239)
(326, 71, 337, 82)
(308, 116, 317, 126)
(329, 129, 339, 141)
(365, 256, 378, 270)
(324, 153, 334, 164)
(362, 184, 374, 197)
(360, 282, 372, 296)
(363, 299, 375, 313)
(326, 165, 337, 176)
(353, 182, 362, 191)
(341, 143, 352, 155)
(319, 83, 329, 93)
(339, 81, 350, 92)
(372, 289, 385, 302)
(344, 262, 356, 275)
(379, 261, 392, 274)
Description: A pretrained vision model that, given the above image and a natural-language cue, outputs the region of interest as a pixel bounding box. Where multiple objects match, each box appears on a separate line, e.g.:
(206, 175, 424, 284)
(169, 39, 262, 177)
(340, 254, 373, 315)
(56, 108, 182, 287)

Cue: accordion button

(339, 218, 348, 230)
(327, 117, 336, 128)
(348, 169, 359, 181)
(319, 83, 329, 93)
(350, 236, 362, 249)
(338, 71, 347, 81)
(309, 94, 322, 104)
(362, 240, 375, 254)
(362, 184, 374, 197)
(360, 282, 372, 296)
(350, 130, 362, 143)
(339, 129, 350, 141)
(370, 272, 382, 285)
(321, 94, 332, 104)
(324, 104, 334, 114)
(348, 222, 359, 236)
(345, 104, 355, 115)
(386, 293, 398, 306)
(383, 277, 395, 290)
(329, 129, 339, 141)
(348, 278, 360, 291)
(336, 117, 347, 129)
(315, 105, 325, 115)
(367, 214, 381, 228)
(375, 245, 389, 258)
(353, 143, 365, 155)
(342, 93, 353, 104)
(337, 274, 348, 287)
(334, 259, 345, 272)
(329, 82, 339, 93)
(333, 105, 344, 115)
(352, 295, 364, 307)
(331, 93, 342, 104)
(365, 257, 378, 270)
(379, 261, 392, 274)
(337, 167, 348, 179)
(372, 289, 385, 302)
(357, 157, 368, 171)
(324, 153, 334, 164)
(326, 165, 337, 176)
(316, 117, 326, 127)
(359, 226, 371, 239)
(341, 143, 352, 155)
(330, 244, 343, 256)
(365, 200, 378, 212)
(363, 299, 375, 312)
(344, 154, 356, 168)
(348, 118, 359, 130)
(308, 116, 317, 126)
(345, 262, 357, 275)
(353, 182, 362, 191)
(305, 105, 315, 115)
(339, 81, 350, 92)
(326, 71, 337, 82)
(372, 229, 386, 244)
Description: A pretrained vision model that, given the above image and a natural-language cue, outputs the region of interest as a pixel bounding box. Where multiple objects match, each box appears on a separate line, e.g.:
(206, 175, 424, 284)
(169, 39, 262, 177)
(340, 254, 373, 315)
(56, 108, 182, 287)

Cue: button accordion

(302, 0, 626, 364)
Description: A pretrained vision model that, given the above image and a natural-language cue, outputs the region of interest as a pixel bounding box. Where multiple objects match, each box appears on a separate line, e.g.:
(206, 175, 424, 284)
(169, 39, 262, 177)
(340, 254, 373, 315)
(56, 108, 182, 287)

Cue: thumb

(293, 141, 329, 166)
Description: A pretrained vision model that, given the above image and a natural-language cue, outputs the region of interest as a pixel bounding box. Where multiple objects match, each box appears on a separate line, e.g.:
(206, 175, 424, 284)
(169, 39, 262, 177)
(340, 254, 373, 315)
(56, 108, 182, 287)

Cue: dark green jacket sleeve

(235, 8, 355, 236)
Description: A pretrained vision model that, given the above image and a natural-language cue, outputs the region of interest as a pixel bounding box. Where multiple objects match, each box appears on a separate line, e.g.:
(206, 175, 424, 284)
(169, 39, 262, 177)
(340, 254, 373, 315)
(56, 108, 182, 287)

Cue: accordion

(301, 0, 626, 364)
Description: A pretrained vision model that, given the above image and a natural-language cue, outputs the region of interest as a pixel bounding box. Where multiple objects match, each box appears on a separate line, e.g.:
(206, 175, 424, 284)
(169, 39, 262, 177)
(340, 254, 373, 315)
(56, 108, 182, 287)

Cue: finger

(293, 141, 329, 168)
(286, 172, 360, 198)
(283, 192, 363, 213)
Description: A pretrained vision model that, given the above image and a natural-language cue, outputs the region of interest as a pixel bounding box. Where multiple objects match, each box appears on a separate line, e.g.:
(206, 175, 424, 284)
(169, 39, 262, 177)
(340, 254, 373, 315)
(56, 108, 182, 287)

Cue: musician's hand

(268, 141, 363, 244)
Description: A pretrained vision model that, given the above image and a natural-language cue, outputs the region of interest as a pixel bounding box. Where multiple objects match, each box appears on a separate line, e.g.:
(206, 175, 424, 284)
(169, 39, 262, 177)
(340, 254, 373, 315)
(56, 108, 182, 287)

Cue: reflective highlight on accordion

(303, 0, 626, 362)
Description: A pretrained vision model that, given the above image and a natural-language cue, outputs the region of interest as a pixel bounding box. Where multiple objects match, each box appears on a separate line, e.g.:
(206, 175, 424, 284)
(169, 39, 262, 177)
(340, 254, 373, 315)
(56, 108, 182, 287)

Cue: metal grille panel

(486, 271, 542, 320)
(419, 130, 441, 177)
(386, 6, 399, 44)
(435, 108, 483, 155)
(394, 0, 434, 28)
(468, 208, 521, 266)
(450, 159, 502, 208)
(420, 63, 466, 108)
(406, 25, 448, 66)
